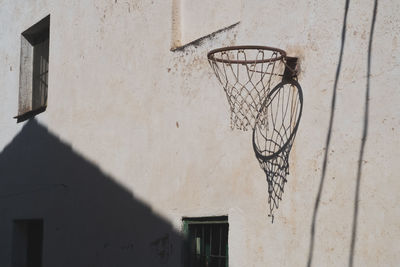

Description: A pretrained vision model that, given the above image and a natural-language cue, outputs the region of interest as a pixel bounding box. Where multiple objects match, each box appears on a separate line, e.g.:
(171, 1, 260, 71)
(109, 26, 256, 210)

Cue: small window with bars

(15, 15, 50, 122)
(182, 216, 228, 267)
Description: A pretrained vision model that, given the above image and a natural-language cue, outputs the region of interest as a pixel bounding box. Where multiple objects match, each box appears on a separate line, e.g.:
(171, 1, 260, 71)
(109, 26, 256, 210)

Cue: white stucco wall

(0, 0, 399, 266)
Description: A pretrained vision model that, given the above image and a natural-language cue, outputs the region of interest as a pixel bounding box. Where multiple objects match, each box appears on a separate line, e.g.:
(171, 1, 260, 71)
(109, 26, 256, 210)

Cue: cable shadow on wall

(0, 119, 182, 267)
(306, 0, 351, 266)
(348, 1, 378, 266)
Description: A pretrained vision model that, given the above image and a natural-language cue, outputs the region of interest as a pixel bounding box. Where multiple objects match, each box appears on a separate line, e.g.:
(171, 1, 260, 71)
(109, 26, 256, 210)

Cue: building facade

(0, 0, 399, 266)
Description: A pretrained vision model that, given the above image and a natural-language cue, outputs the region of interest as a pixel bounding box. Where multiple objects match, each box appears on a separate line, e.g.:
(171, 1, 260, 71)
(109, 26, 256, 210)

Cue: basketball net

(208, 46, 303, 222)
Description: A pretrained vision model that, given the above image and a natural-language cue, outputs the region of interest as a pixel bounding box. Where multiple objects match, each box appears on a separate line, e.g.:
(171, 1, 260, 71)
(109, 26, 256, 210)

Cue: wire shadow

(348, 1, 378, 266)
(306, 0, 351, 266)
(252, 79, 303, 223)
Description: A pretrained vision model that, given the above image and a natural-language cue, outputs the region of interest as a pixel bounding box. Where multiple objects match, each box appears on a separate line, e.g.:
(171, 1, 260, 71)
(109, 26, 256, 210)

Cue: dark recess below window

(12, 219, 43, 267)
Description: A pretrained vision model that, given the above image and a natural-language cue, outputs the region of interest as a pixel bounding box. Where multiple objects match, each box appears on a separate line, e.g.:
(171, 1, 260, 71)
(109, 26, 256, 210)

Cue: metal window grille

(183, 216, 228, 267)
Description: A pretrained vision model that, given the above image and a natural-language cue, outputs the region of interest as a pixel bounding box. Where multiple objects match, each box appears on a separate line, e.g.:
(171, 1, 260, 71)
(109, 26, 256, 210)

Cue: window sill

(14, 106, 47, 123)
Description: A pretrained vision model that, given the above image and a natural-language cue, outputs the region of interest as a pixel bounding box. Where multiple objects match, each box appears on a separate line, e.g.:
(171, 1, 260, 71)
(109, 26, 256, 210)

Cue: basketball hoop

(207, 46, 289, 131)
(208, 45, 303, 222)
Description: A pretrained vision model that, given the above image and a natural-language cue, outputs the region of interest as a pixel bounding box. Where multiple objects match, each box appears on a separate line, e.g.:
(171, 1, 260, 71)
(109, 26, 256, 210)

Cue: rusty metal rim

(207, 45, 287, 64)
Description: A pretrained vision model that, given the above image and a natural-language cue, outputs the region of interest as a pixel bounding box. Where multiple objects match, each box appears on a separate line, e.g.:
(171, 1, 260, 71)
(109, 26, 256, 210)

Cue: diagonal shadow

(348, 1, 378, 266)
(306, 0, 351, 266)
(0, 119, 182, 267)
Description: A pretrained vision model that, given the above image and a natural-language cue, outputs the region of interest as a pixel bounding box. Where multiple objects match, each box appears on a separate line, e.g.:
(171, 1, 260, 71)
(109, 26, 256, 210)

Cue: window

(15, 15, 50, 122)
(182, 216, 229, 267)
(11, 219, 44, 267)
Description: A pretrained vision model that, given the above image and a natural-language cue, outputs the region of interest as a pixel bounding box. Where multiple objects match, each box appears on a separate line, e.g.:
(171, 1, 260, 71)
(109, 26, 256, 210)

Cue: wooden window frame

(15, 15, 50, 123)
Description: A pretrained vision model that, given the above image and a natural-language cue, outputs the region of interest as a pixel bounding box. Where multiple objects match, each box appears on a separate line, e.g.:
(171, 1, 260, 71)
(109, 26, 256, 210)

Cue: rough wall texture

(0, 0, 399, 266)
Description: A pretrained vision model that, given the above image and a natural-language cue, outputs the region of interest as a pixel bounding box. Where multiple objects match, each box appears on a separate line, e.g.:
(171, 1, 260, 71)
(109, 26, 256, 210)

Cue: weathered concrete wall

(0, 0, 399, 266)
(171, 0, 241, 48)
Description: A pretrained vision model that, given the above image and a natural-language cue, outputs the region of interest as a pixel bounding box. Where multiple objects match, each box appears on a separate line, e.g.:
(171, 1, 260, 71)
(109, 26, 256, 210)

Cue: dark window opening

(31, 33, 49, 111)
(183, 216, 228, 267)
(12, 219, 43, 267)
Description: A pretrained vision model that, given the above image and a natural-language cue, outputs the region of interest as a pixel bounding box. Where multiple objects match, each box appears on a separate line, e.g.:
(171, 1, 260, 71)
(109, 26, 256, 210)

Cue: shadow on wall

(306, 0, 351, 264)
(0, 119, 182, 267)
(349, 0, 378, 266)
(307, 0, 378, 266)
